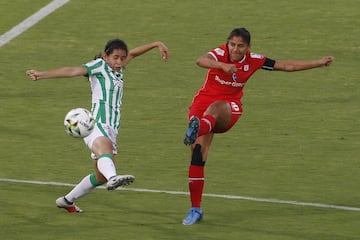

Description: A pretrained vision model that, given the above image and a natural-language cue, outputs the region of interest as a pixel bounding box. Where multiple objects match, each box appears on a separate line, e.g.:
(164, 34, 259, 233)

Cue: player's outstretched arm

(274, 55, 334, 72)
(125, 41, 169, 65)
(26, 66, 88, 81)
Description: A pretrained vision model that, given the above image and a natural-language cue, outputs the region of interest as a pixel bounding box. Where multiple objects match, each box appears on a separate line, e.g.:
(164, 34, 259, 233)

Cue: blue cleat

(182, 207, 203, 225)
(184, 116, 200, 145)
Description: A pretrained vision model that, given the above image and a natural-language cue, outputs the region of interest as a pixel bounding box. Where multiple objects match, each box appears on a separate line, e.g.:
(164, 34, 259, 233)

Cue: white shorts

(83, 123, 118, 159)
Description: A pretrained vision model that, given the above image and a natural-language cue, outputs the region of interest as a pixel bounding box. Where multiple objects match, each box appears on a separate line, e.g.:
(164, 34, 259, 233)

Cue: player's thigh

(204, 100, 233, 130)
(213, 101, 242, 133)
(92, 136, 113, 156)
(204, 100, 231, 120)
(84, 123, 118, 157)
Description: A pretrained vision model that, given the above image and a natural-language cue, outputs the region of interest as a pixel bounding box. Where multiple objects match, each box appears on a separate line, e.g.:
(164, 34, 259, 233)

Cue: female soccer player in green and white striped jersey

(26, 39, 169, 213)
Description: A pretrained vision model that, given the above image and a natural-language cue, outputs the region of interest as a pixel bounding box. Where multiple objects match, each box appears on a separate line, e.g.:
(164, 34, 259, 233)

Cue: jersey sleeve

(82, 58, 104, 76)
(208, 44, 228, 62)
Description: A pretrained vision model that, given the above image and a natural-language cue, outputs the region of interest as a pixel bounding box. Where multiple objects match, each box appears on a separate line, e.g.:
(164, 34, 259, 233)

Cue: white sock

(97, 155, 116, 181)
(65, 174, 95, 202)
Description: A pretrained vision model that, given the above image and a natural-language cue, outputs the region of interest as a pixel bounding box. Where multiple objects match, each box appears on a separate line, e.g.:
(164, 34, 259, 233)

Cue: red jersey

(193, 44, 267, 104)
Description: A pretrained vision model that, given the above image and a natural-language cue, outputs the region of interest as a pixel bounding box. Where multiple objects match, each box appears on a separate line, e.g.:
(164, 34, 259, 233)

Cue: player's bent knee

(191, 144, 205, 166)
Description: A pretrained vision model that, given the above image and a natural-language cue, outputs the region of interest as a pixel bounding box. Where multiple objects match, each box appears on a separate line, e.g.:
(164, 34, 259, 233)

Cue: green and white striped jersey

(83, 58, 124, 129)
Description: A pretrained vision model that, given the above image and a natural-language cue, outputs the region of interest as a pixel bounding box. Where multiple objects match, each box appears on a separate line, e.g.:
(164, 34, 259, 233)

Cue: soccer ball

(64, 108, 95, 138)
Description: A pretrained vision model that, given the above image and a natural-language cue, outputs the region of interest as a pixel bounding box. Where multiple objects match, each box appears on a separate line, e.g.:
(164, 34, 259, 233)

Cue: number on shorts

(230, 101, 240, 112)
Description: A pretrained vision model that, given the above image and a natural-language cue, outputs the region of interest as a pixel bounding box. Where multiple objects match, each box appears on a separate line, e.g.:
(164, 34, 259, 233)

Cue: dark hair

(104, 38, 128, 55)
(227, 28, 251, 45)
(93, 38, 128, 60)
(85, 39, 129, 78)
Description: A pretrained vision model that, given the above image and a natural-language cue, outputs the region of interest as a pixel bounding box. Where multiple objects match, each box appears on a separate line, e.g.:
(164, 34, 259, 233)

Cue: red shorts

(188, 97, 243, 133)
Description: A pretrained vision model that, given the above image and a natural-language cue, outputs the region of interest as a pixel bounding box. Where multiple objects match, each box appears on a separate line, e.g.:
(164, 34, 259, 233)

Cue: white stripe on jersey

(208, 51, 218, 61)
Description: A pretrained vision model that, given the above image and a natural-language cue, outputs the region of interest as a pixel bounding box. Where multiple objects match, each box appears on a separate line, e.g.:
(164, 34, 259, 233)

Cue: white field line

(1, 178, 359, 212)
(0, 0, 70, 48)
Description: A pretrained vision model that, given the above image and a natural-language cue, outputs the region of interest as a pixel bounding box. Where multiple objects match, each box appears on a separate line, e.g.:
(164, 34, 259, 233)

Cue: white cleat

(56, 196, 83, 213)
(106, 175, 135, 190)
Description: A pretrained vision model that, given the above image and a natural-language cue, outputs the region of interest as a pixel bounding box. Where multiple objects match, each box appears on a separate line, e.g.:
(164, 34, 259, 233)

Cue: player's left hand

(157, 42, 169, 61)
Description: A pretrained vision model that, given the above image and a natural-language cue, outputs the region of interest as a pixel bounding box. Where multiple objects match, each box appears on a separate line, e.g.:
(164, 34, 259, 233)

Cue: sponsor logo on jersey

(214, 48, 225, 56)
(250, 52, 263, 59)
(215, 75, 244, 87)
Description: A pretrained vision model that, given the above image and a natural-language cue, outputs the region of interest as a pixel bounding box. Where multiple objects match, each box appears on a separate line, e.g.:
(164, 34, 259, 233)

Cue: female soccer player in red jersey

(182, 27, 334, 225)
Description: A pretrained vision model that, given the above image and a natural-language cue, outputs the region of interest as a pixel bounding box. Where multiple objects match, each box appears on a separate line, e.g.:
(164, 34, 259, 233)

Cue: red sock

(198, 115, 216, 137)
(188, 165, 205, 208)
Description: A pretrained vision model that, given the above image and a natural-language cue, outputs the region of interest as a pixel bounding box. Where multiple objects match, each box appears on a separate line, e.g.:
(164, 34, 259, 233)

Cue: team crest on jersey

(112, 73, 124, 88)
(232, 73, 237, 81)
(244, 64, 249, 71)
(113, 78, 123, 88)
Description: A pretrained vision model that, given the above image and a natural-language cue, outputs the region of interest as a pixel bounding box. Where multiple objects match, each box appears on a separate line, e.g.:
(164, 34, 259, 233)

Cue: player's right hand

(220, 63, 237, 74)
(26, 69, 41, 81)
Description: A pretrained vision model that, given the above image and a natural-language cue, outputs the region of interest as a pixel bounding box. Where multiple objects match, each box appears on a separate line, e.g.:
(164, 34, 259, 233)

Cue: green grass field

(0, 0, 359, 239)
